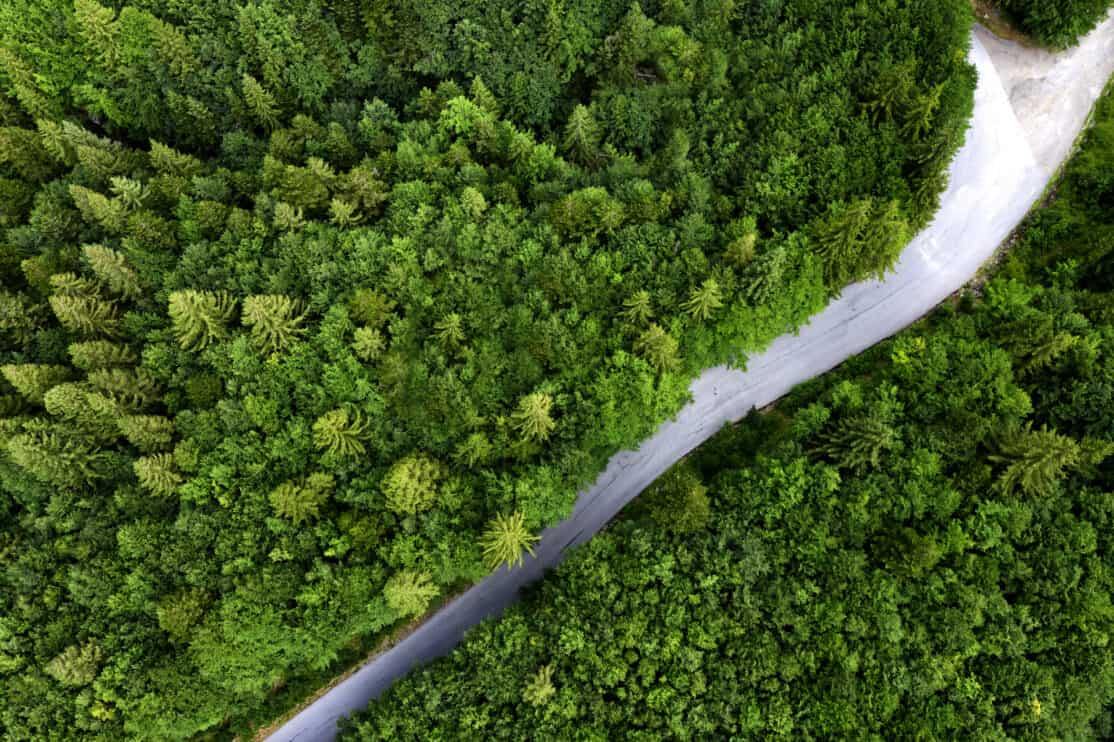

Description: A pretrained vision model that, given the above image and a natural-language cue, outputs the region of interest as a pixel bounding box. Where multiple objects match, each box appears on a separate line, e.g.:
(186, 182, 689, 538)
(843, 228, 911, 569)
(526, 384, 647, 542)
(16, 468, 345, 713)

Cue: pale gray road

(269, 16, 1114, 742)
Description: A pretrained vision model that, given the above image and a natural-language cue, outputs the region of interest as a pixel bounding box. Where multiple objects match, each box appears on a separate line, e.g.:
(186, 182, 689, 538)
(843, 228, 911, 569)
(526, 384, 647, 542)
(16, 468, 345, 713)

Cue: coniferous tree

(383, 570, 438, 618)
(682, 278, 724, 321)
(352, 326, 385, 361)
(241, 294, 307, 354)
(133, 453, 182, 497)
(454, 431, 493, 468)
(0, 292, 41, 345)
(312, 408, 367, 457)
(157, 589, 207, 642)
(83, 244, 141, 299)
(433, 313, 465, 349)
(562, 105, 602, 166)
(990, 423, 1080, 497)
(621, 290, 654, 325)
(480, 511, 539, 570)
(522, 664, 556, 706)
(87, 367, 160, 408)
(242, 73, 281, 130)
(815, 409, 900, 473)
(68, 340, 137, 370)
(49, 293, 120, 337)
(1, 364, 70, 404)
(635, 323, 680, 372)
(511, 393, 556, 443)
(167, 290, 234, 351)
(118, 414, 175, 452)
(269, 474, 333, 524)
(45, 642, 102, 687)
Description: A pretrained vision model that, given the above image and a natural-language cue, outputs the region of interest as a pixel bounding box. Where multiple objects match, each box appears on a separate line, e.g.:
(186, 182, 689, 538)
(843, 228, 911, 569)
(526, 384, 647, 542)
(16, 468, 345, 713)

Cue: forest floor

(262, 18, 1114, 742)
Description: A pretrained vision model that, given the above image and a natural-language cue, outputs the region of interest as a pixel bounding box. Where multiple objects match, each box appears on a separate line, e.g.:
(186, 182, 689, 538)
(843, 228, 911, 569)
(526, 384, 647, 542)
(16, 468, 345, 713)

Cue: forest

(342, 81, 1114, 740)
(990, 0, 1111, 46)
(0, 0, 979, 738)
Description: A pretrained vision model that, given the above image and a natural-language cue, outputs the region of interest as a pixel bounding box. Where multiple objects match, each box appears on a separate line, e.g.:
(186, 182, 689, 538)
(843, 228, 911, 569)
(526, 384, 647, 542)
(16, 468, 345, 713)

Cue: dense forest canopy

(990, 0, 1112, 47)
(0, 0, 976, 738)
(343, 85, 1114, 741)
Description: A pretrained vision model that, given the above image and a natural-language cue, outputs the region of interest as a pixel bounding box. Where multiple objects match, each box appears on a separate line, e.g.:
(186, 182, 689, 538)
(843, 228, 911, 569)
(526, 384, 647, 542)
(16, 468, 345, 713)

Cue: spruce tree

(242, 73, 281, 130)
(83, 244, 141, 299)
(511, 392, 556, 443)
(635, 323, 680, 372)
(681, 278, 723, 321)
(68, 340, 137, 370)
(383, 570, 438, 618)
(479, 510, 539, 570)
(312, 408, 367, 457)
(167, 290, 235, 351)
(118, 415, 175, 452)
(133, 453, 182, 497)
(241, 294, 306, 354)
(44, 642, 102, 687)
(49, 293, 120, 337)
(1, 364, 70, 404)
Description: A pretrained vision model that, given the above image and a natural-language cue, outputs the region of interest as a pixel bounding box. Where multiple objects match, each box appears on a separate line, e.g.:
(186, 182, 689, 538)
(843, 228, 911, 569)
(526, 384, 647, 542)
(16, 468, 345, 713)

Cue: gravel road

(268, 16, 1114, 742)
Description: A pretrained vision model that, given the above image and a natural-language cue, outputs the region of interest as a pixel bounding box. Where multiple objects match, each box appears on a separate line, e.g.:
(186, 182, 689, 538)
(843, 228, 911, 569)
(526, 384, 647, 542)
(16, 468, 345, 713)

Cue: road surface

(269, 15, 1114, 741)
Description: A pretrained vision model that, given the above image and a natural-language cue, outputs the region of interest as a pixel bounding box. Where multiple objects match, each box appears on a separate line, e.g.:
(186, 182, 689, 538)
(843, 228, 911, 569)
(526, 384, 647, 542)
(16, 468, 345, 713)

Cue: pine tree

(49, 293, 120, 337)
(681, 278, 723, 321)
(268, 477, 331, 525)
(523, 664, 557, 706)
(635, 323, 680, 372)
(168, 290, 235, 351)
(480, 510, 540, 570)
(511, 392, 556, 443)
(83, 244, 141, 299)
(0, 48, 56, 120)
(1, 364, 70, 404)
(43, 383, 118, 438)
(68, 340, 137, 370)
(108, 176, 148, 211)
(45, 641, 102, 687)
(241, 294, 306, 354)
(349, 289, 395, 328)
(133, 453, 182, 497)
(381, 454, 445, 514)
(242, 73, 281, 130)
(148, 140, 203, 178)
(383, 570, 438, 618)
(118, 415, 175, 452)
(312, 408, 367, 457)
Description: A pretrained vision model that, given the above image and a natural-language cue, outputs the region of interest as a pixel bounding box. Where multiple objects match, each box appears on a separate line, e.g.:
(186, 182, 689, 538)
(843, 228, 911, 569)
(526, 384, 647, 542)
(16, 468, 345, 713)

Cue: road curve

(269, 16, 1114, 742)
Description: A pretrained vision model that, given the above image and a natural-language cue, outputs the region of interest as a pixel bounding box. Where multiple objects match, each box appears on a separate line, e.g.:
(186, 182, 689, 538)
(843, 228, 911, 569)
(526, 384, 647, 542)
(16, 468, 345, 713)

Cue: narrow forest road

(269, 17, 1114, 742)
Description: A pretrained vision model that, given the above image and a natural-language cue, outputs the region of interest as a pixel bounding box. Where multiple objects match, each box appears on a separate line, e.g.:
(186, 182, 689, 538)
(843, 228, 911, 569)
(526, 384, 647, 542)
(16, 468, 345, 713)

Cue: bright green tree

(480, 510, 540, 570)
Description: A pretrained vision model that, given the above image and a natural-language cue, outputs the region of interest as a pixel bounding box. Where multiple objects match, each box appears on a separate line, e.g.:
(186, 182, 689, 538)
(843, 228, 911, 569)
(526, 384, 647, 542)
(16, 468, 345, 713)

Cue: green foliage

(1, 363, 70, 404)
(480, 511, 540, 570)
(241, 294, 307, 354)
(511, 393, 556, 444)
(383, 570, 438, 618)
(312, 408, 367, 457)
(45, 642, 102, 688)
(133, 453, 182, 496)
(381, 454, 445, 514)
(0, 0, 977, 736)
(343, 80, 1114, 742)
(992, 0, 1111, 47)
(269, 473, 334, 524)
(522, 664, 556, 706)
(167, 290, 234, 351)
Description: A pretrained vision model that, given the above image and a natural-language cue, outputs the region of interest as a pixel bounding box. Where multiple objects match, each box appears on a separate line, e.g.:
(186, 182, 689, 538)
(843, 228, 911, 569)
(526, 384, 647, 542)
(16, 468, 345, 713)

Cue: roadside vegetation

(988, 0, 1111, 46)
(0, 1, 979, 737)
(342, 82, 1114, 741)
